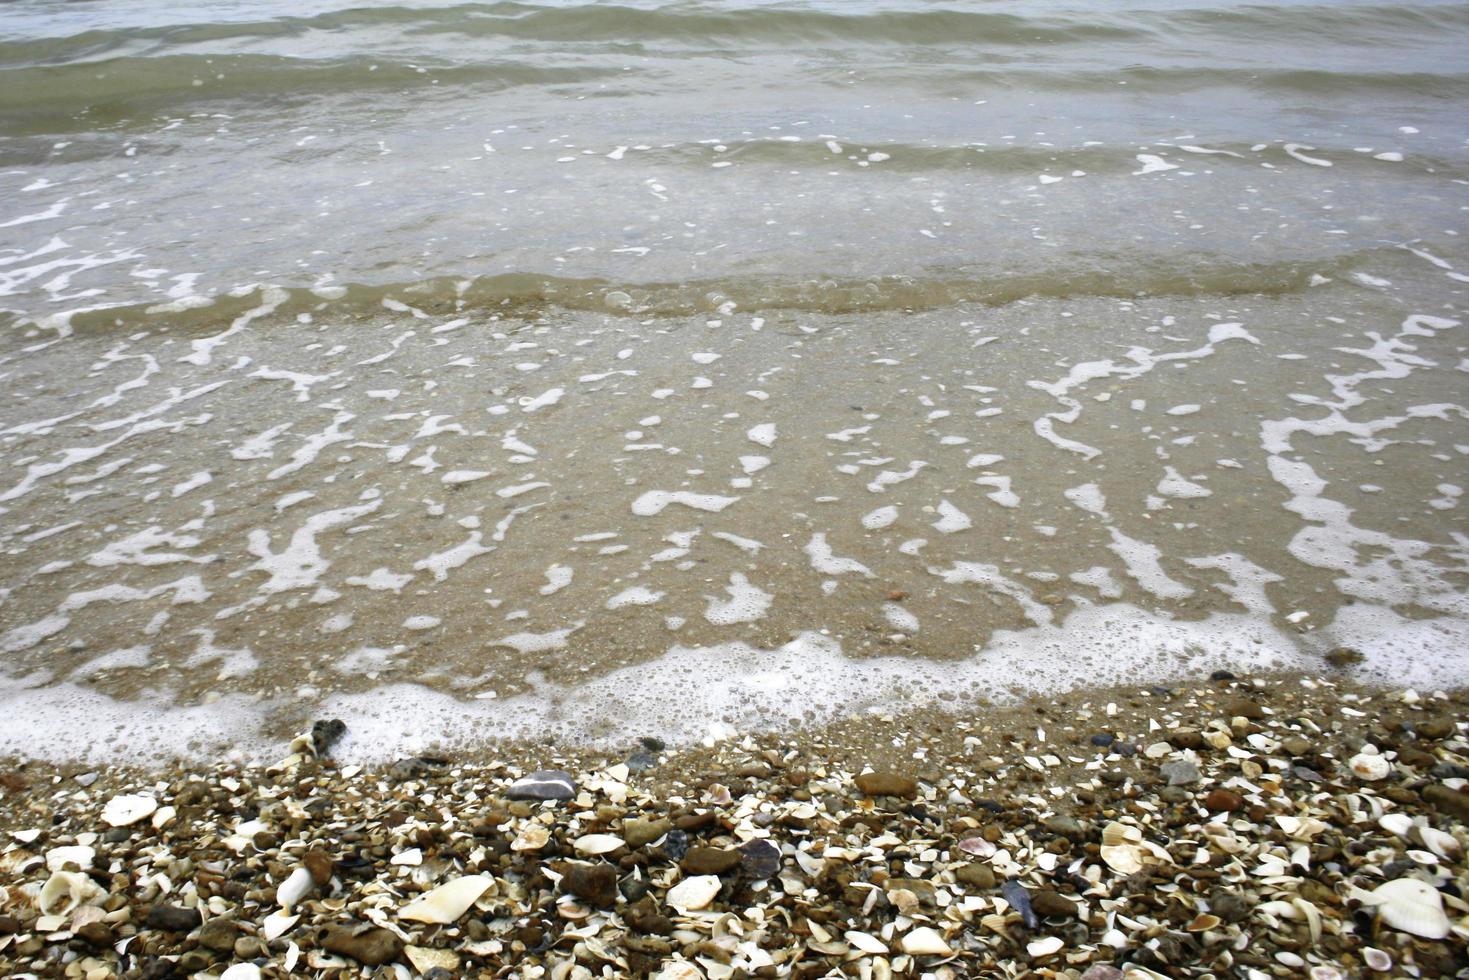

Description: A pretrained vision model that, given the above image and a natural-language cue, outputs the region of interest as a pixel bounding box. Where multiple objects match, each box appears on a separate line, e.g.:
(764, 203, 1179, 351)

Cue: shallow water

(0, 0, 1466, 762)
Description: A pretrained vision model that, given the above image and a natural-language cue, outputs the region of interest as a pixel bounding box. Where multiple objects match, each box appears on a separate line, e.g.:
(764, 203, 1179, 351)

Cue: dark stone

(507, 770, 577, 802)
(178, 950, 214, 973)
(956, 864, 996, 889)
(76, 921, 115, 947)
(682, 846, 741, 875)
(624, 751, 657, 773)
(322, 924, 404, 965)
(1323, 647, 1364, 668)
(625, 897, 673, 935)
(1169, 730, 1205, 750)
(640, 736, 666, 752)
(738, 839, 781, 879)
(1210, 889, 1248, 922)
(139, 959, 180, 980)
(854, 772, 918, 799)
(304, 848, 334, 886)
(146, 905, 201, 932)
(197, 918, 238, 953)
(1423, 784, 1469, 822)
(1114, 742, 1137, 758)
(623, 818, 672, 848)
(311, 718, 347, 755)
(675, 811, 718, 832)
(1209, 669, 1235, 681)
(0, 916, 20, 934)
(1223, 697, 1264, 720)
(1089, 734, 1115, 747)
(388, 756, 449, 780)
(1043, 815, 1087, 841)
(1031, 889, 1078, 918)
(1203, 788, 1245, 813)
(563, 863, 619, 906)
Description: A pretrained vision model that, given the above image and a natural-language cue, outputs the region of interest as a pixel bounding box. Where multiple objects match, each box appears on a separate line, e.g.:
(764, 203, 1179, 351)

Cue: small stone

(1324, 647, 1364, 668)
(640, 736, 666, 752)
(507, 769, 577, 801)
(1002, 878, 1038, 928)
(1159, 760, 1200, 786)
(955, 864, 996, 889)
(854, 771, 918, 798)
(311, 718, 346, 755)
(304, 848, 334, 886)
(563, 863, 619, 907)
(1223, 696, 1264, 719)
(1423, 784, 1469, 822)
(1281, 736, 1312, 756)
(387, 756, 448, 780)
(76, 921, 115, 947)
(622, 818, 671, 848)
(1203, 788, 1245, 813)
(1209, 669, 1236, 680)
(681, 846, 741, 875)
(625, 898, 673, 935)
(197, 918, 238, 953)
(322, 924, 404, 965)
(738, 839, 781, 879)
(659, 828, 690, 861)
(1031, 889, 1078, 918)
(178, 950, 214, 973)
(1043, 815, 1086, 840)
(1089, 733, 1115, 747)
(146, 905, 201, 932)
(1081, 967, 1125, 980)
(624, 750, 657, 773)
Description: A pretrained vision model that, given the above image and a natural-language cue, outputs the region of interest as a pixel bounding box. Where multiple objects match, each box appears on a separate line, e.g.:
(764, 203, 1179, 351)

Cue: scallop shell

(102, 794, 158, 827)
(899, 926, 951, 956)
(667, 875, 721, 912)
(574, 834, 625, 856)
(1349, 753, 1391, 781)
(1100, 843, 1143, 875)
(38, 870, 103, 916)
(1363, 878, 1449, 939)
(399, 875, 493, 924)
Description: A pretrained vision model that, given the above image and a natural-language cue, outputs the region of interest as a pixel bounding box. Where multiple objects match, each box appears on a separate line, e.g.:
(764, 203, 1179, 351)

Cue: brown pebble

(681, 846, 741, 875)
(854, 771, 917, 799)
(322, 924, 403, 965)
(1423, 783, 1469, 822)
(1203, 788, 1245, 813)
(304, 848, 334, 886)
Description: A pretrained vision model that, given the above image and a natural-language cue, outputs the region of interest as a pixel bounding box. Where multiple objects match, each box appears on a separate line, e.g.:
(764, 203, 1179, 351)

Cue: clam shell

(1378, 813, 1413, 838)
(38, 870, 103, 916)
(574, 833, 625, 855)
(102, 794, 157, 827)
(900, 926, 951, 956)
(1362, 947, 1393, 972)
(1101, 822, 1140, 847)
(1100, 843, 1143, 875)
(262, 910, 298, 941)
(400, 874, 494, 924)
(957, 837, 996, 858)
(1027, 936, 1063, 957)
(1349, 753, 1391, 781)
(1363, 878, 1449, 939)
(845, 930, 888, 954)
(45, 845, 95, 873)
(667, 875, 721, 912)
(1418, 826, 1461, 859)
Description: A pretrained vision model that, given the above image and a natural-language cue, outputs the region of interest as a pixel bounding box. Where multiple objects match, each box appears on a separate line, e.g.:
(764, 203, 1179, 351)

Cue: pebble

(622, 817, 671, 848)
(1160, 759, 1201, 785)
(1002, 878, 1039, 928)
(1203, 788, 1245, 813)
(853, 771, 918, 798)
(680, 846, 741, 875)
(322, 924, 404, 965)
(146, 905, 201, 932)
(507, 769, 577, 801)
(738, 839, 781, 879)
(562, 863, 618, 906)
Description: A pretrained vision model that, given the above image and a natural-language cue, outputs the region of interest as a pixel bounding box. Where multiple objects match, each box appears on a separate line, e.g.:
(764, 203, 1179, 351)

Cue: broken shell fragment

(38, 870, 104, 916)
(900, 926, 951, 956)
(101, 794, 158, 827)
(276, 867, 314, 909)
(1100, 843, 1143, 874)
(45, 845, 95, 872)
(574, 833, 625, 855)
(1027, 936, 1063, 957)
(512, 825, 550, 851)
(1362, 878, 1450, 939)
(666, 875, 721, 911)
(400, 874, 493, 924)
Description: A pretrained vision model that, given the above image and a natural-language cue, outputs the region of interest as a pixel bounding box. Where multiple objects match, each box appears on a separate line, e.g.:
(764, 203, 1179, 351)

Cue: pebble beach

(4, 671, 1468, 978)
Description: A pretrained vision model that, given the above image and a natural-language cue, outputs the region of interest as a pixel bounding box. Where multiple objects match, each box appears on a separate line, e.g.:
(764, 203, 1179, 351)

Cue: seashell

(889, 888, 920, 915)
(390, 847, 422, 866)
(1362, 947, 1392, 972)
(45, 845, 95, 872)
(512, 826, 550, 851)
(1378, 813, 1413, 838)
(845, 930, 888, 954)
(1027, 936, 1063, 957)
(220, 966, 261, 980)
(262, 910, 298, 941)
(574, 834, 625, 855)
(400, 875, 494, 924)
(958, 837, 996, 858)
(1417, 826, 1461, 859)
(38, 871, 103, 916)
(1349, 753, 1391, 781)
(405, 946, 460, 973)
(70, 905, 105, 931)
(152, 806, 177, 830)
(102, 794, 157, 827)
(667, 875, 721, 912)
(1308, 968, 1345, 980)
(1362, 878, 1449, 938)
(276, 867, 314, 909)
(1185, 913, 1220, 932)
(899, 926, 951, 956)
(1102, 822, 1140, 847)
(556, 900, 591, 920)
(1100, 844, 1143, 875)
(655, 963, 706, 980)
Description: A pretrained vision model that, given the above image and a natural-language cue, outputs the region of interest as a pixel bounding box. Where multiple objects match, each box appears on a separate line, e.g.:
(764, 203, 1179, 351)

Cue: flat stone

(1043, 815, 1087, 840)
(323, 925, 404, 965)
(1423, 784, 1469, 822)
(1159, 760, 1200, 786)
(1223, 697, 1264, 720)
(955, 864, 996, 889)
(738, 839, 781, 879)
(146, 905, 201, 932)
(1031, 889, 1078, 918)
(681, 846, 741, 875)
(563, 863, 619, 907)
(507, 770, 577, 802)
(854, 771, 918, 799)
(623, 818, 671, 848)
(197, 918, 238, 953)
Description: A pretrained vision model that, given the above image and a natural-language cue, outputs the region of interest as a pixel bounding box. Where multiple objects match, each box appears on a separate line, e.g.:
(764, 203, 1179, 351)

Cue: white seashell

(1362, 947, 1392, 972)
(262, 910, 298, 941)
(655, 963, 706, 980)
(405, 946, 460, 973)
(845, 930, 888, 954)
(1378, 813, 1413, 838)
(102, 794, 157, 827)
(899, 926, 951, 956)
(957, 837, 996, 858)
(38, 871, 103, 916)
(390, 847, 423, 866)
(276, 867, 314, 909)
(1100, 843, 1143, 875)
(1363, 878, 1449, 939)
(667, 875, 722, 911)
(1102, 822, 1141, 846)
(400, 875, 494, 923)
(1417, 826, 1461, 859)
(152, 806, 177, 830)
(1308, 967, 1345, 980)
(1027, 936, 1063, 957)
(284, 943, 300, 973)
(220, 965, 262, 980)
(45, 845, 96, 873)
(11, 828, 41, 844)
(1349, 753, 1391, 781)
(575, 834, 625, 855)
(512, 826, 550, 851)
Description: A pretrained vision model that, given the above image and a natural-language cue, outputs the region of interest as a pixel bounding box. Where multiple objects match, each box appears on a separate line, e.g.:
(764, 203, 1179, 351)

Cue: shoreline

(3, 671, 1467, 977)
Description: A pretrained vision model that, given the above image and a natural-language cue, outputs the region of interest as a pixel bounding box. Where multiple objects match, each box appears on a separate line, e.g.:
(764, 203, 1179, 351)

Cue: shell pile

(0, 676, 1466, 977)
